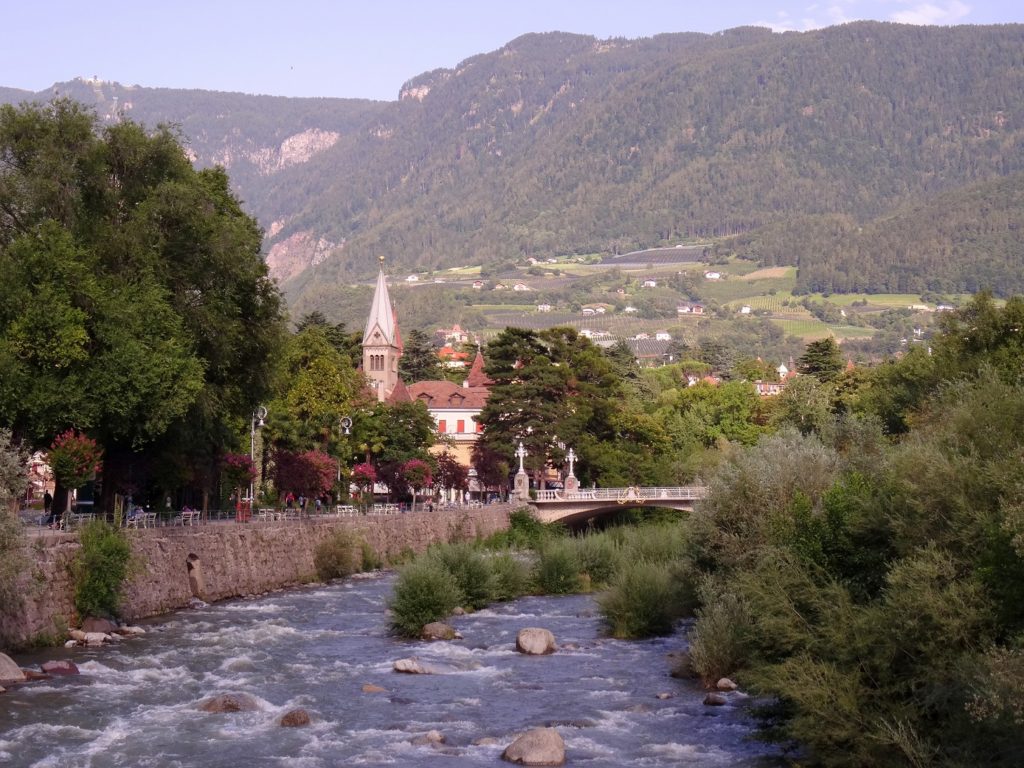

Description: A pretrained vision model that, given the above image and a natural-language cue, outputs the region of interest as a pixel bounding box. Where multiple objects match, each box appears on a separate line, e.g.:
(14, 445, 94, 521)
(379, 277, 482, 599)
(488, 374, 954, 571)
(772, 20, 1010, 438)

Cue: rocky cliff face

(265, 231, 339, 283)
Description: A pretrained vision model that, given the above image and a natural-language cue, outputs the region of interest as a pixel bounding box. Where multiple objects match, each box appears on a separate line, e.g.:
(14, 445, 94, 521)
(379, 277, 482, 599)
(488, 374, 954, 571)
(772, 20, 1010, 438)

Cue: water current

(1, 573, 782, 767)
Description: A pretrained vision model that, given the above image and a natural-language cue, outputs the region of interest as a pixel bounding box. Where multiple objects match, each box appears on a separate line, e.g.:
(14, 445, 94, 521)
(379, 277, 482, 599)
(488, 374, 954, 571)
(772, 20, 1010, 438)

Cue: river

(1, 573, 781, 767)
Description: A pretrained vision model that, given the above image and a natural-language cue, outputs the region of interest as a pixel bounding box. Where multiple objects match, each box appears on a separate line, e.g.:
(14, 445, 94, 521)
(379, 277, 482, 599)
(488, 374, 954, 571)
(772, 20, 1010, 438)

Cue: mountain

(4, 21, 1024, 310)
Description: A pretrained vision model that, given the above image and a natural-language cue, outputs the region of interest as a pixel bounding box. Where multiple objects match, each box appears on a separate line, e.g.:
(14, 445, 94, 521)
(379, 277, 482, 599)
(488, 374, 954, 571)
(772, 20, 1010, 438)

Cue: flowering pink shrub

(49, 430, 103, 488)
(221, 452, 256, 491)
(275, 449, 337, 497)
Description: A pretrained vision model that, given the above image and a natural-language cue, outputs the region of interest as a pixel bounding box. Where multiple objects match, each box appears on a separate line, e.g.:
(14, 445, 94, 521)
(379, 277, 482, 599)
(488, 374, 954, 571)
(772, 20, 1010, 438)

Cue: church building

(362, 258, 491, 469)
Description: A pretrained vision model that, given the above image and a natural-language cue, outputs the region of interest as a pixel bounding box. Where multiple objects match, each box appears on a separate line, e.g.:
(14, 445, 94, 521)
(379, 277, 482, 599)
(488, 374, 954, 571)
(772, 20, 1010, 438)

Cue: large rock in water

(0, 654, 27, 684)
(81, 617, 118, 634)
(516, 628, 557, 655)
(279, 708, 311, 727)
(502, 728, 566, 765)
(41, 660, 79, 676)
(198, 693, 261, 713)
(393, 658, 431, 674)
(421, 622, 457, 641)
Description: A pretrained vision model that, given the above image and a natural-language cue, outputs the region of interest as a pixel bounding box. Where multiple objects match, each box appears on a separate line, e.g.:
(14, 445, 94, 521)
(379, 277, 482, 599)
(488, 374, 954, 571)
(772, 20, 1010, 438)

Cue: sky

(4, 0, 1021, 101)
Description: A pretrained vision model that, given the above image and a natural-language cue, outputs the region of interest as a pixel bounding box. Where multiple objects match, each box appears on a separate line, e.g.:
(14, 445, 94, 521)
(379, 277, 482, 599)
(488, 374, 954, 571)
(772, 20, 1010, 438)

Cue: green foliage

(688, 581, 753, 686)
(483, 507, 560, 550)
(572, 534, 621, 587)
(313, 530, 364, 581)
(389, 558, 463, 638)
(798, 337, 844, 382)
(398, 328, 444, 383)
(597, 560, 689, 638)
(488, 552, 533, 601)
(427, 543, 494, 610)
(534, 540, 582, 594)
(73, 521, 132, 619)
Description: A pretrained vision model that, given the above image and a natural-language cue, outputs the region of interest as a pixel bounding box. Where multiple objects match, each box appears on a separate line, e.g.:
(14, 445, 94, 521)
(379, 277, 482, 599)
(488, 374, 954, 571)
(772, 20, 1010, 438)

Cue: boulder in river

(393, 658, 431, 674)
(41, 660, 80, 676)
(84, 632, 108, 646)
(198, 693, 262, 713)
(410, 729, 446, 746)
(81, 617, 118, 634)
(421, 622, 458, 641)
(716, 677, 738, 691)
(703, 692, 728, 706)
(502, 727, 566, 765)
(515, 628, 557, 655)
(279, 708, 311, 727)
(68, 629, 87, 642)
(361, 683, 387, 693)
(0, 653, 27, 684)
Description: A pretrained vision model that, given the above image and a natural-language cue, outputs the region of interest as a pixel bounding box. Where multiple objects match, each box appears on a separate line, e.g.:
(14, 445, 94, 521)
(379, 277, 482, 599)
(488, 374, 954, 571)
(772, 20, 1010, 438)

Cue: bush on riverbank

(685, 360, 1024, 766)
(428, 543, 494, 610)
(314, 530, 364, 581)
(598, 559, 690, 638)
(390, 558, 463, 637)
(73, 521, 132, 619)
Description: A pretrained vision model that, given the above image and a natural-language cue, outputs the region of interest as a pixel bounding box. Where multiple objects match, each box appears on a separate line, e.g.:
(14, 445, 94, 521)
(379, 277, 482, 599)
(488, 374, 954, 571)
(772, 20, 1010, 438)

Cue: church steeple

(362, 257, 402, 401)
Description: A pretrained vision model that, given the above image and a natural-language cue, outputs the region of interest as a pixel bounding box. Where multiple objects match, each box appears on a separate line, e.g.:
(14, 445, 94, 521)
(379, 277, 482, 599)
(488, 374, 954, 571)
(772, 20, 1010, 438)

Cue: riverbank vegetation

(72, 522, 133, 620)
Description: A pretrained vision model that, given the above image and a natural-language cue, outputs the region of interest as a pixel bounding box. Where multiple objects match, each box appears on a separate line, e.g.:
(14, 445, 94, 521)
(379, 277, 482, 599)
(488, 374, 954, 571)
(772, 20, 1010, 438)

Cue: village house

(537, 303, 552, 312)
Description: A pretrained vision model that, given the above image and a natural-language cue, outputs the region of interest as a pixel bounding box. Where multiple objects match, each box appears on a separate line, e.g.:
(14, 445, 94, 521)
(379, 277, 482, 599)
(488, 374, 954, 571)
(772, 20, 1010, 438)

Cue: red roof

(407, 380, 490, 409)
(465, 350, 493, 387)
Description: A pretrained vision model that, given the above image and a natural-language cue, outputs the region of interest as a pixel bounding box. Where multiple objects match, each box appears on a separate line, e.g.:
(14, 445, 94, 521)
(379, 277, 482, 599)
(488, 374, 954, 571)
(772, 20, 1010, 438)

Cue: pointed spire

(466, 348, 493, 388)
(363, 257, 396, 346)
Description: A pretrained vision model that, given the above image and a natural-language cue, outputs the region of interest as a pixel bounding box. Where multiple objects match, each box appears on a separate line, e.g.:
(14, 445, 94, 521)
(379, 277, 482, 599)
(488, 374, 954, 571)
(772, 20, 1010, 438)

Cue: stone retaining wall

(1, 506, 511, 649)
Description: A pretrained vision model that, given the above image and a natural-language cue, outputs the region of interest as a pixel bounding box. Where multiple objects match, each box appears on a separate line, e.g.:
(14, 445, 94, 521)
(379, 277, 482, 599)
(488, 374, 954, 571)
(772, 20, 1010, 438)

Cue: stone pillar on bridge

(514, 441, 530, 501)
(564, 447, 579, 493)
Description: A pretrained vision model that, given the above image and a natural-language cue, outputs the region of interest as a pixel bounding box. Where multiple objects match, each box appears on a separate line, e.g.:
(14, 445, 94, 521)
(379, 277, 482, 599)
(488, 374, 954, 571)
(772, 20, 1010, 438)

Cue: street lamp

(250, 405, 267, 507)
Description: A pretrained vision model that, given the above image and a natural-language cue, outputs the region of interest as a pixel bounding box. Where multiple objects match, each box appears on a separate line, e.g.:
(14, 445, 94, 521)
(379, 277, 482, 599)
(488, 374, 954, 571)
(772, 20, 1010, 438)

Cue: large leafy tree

(0, 100, 285, 509)
(477, 326, 644, 487)
(398, 328, 443, 383)
(797, 337, 844, 382)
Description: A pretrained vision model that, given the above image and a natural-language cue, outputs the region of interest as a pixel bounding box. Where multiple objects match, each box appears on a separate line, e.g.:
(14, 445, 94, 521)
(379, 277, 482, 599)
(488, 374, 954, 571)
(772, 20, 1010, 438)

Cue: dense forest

(5, 22, 1023, 307)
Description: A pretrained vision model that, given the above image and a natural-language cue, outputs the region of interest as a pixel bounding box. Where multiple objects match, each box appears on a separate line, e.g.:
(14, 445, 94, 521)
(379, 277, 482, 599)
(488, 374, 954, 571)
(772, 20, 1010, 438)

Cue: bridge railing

(533, 486, 707, 503)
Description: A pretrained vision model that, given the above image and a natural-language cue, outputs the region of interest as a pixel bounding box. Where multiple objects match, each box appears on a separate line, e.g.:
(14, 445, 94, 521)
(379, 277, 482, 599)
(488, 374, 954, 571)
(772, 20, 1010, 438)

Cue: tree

(797, 337, 844, 382)
(274, 450, 337, 502)
(401, 458, 432, 511)
(48, 429, 103, 515)
(0, 100, 285, 512)
(435, 450, 469, 501)
(399, 328, 443, 383)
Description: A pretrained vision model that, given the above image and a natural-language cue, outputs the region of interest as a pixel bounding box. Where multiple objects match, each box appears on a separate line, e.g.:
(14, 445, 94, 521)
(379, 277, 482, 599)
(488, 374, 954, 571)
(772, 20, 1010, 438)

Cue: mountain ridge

(4, 21, 1024, 310)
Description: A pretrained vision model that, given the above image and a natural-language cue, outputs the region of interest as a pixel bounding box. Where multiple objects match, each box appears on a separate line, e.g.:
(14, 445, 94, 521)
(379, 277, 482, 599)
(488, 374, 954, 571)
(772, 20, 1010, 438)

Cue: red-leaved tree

(401, 458, 432, 512)
(49, 430, 103, 514)
(275, 450, 337, 501)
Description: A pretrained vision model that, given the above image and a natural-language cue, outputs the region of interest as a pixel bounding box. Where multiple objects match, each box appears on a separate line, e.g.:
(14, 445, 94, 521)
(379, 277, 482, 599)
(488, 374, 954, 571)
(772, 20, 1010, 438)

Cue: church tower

(362, 257, 402, 401)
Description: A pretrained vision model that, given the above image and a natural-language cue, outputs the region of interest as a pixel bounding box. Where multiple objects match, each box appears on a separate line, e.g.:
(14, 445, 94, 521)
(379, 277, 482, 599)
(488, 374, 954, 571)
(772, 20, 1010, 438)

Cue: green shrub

(314, 530, 363, 581)
(618, 523, 689, 565)
(484, 507, 562, 550)
(390, 558, 463, 637)
(489, 552, 533, 601)
(428, 542, 494, 609)
(688, 581, 753, 685)
(361, 541, 383, 571)
(73, 521, 132, 619)
(598, 560, 688, 638)
(573, 533, 622, 587)
(534, 539, 582, 594)
(0, 510, 26, 623)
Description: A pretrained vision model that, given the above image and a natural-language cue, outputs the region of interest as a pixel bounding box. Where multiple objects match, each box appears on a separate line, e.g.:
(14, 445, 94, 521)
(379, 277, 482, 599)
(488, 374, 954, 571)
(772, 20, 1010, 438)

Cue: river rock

(0, 654, 27, 684)
(668, 650, 696, 679)
(198, 693, 262, 713)
(655, 692, 674, 700)
(502, 727, 566, 765)
(703, 693, 728, 706)
(0, 686, 5, 694)
(117, 626, 146, 636)
(81, 617, 118, 634)
(421, 622, 457, 641)
(42, 660, 80, 676)
(68, 629, 87, 642)
(516, 628, 557, 655)
(474, 736, 501, 746)
(716, 677, 738, 691)
(410, 729, 446, 746)
(279, 708, 311, 727)
(393, 658, 430, 674)
(362, 683, 387, 693)
(21, 669, 52, 681)
(452, 607, 466, 616)
(64, 640, 77, 648)
(84, 632, 108, 646)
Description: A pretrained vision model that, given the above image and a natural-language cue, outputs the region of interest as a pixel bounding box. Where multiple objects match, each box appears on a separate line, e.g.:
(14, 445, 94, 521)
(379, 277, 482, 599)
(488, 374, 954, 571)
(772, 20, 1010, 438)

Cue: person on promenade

(43, 490, 54, 526)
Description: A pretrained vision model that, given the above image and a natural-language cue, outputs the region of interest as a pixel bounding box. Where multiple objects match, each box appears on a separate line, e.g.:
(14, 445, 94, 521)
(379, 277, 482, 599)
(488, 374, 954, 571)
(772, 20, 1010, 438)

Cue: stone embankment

(0, 506, 511, 648)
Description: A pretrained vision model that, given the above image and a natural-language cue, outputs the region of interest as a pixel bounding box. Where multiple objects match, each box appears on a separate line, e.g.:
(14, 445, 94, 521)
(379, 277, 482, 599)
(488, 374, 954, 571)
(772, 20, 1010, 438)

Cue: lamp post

(337, 415, 352, 501)
(250, 405, 267, 508)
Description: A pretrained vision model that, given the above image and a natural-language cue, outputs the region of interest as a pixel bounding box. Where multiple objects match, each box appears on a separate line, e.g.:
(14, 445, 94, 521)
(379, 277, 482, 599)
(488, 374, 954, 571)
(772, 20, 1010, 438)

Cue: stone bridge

(527, 486, 707, 526)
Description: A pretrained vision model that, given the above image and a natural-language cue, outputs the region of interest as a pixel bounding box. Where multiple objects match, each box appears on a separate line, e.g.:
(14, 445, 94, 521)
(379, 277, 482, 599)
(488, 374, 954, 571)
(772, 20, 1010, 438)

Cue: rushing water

(2, 573, 781, 767)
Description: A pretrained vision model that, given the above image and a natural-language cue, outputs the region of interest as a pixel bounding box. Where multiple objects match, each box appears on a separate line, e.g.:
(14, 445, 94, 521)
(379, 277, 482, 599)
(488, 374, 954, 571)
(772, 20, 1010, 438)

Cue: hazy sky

(4, 1, 1020, 101)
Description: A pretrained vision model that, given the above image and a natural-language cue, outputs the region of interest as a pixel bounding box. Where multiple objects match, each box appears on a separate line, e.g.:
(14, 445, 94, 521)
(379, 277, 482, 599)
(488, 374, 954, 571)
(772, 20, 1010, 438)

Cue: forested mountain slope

(5, 22, 1023, 302)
